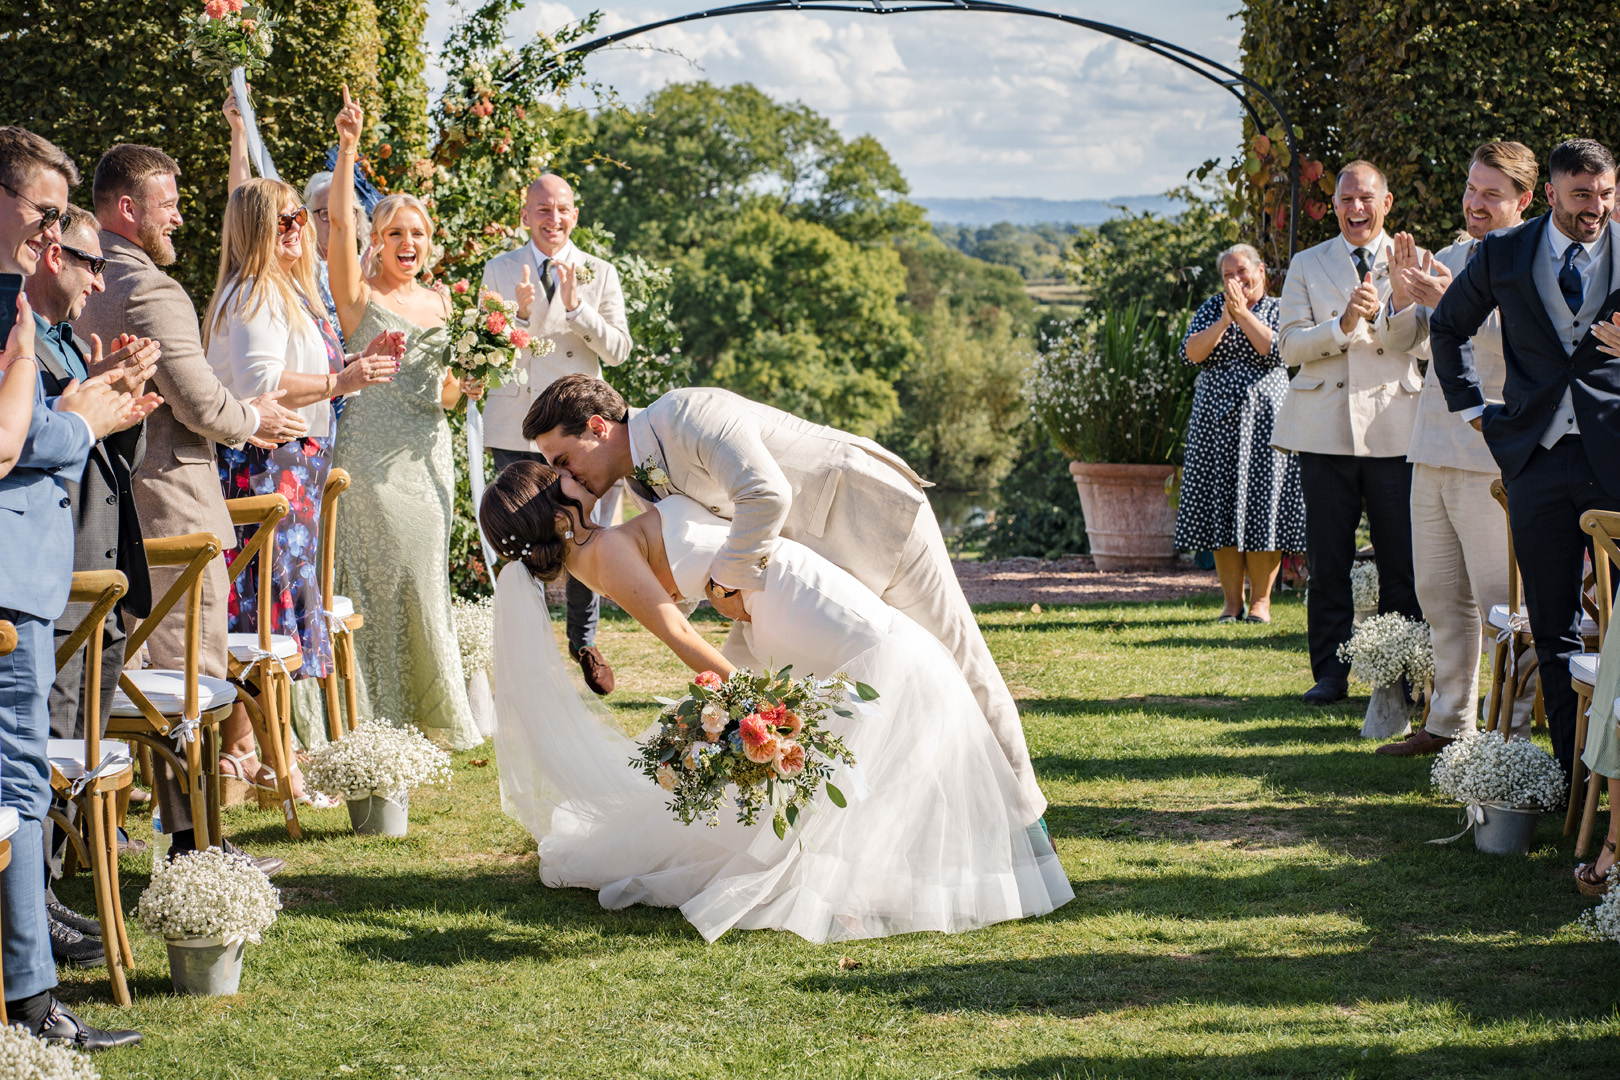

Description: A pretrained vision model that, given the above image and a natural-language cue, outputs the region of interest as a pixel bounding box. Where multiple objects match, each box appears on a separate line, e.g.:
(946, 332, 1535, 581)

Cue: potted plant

(305, 719, 454, 836)
(1429, 732, 1568, 855)
(1338, 613, 1435, 739)
(452, 596, 496, 739)
(136, 847, 281, 996)
(1026, 302, 1195, 570)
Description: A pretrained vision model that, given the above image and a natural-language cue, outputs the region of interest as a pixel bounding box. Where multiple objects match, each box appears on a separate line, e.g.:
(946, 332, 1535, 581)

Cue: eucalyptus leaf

(825, 783, 847, 808)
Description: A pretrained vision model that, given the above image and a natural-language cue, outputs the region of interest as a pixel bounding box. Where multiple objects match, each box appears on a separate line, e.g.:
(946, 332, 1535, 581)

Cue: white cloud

(427, 1, 1248, 200)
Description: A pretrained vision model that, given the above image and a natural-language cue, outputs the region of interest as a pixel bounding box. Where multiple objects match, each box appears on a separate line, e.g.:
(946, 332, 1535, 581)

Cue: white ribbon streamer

(466, 402, 500, 575)
(230, 67, 279, 181)
(1427, 802, 1487, 845)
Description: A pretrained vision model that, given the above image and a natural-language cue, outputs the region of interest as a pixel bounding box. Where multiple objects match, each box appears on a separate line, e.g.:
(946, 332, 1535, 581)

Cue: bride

(480, 460, 1072, 943)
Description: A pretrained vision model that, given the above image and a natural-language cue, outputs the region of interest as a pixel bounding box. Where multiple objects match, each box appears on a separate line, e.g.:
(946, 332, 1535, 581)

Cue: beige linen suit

(479, 241, 632, 452)
(628, 388, 1046, 822)
(76, 230, 258, 834)
(1376, 236, 1535, 735)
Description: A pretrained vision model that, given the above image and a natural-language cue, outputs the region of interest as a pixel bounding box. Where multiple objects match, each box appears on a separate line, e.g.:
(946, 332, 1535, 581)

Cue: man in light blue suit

(0, 127, 147, 1051)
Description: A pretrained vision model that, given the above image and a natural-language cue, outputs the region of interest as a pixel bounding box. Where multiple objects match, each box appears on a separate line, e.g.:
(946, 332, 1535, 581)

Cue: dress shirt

(1330, 232, 1390, 347)
(526, 239, 587, 323)
(205, 284, 335, 438)
(32, 311, 97, 443)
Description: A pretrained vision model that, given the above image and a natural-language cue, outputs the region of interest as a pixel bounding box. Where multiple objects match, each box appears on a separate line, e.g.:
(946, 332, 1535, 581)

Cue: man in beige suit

(1373, 142, 1541, 754)
(75, 144, 302, 871)
(1277, 160, 1425, 704)
(526, 375, 1047, 826)
(480, 175, 632, 693)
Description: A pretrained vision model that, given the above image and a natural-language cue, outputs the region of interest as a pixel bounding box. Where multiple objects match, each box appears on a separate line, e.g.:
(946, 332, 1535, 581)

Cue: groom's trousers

(882, 509, 1047, 824)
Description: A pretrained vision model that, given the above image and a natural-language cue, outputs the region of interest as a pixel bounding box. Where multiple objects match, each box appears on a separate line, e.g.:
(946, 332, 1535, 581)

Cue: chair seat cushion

(330, 594, 354, 620)
(227, 633, 300, 661)
(1571, 653, 1599, 686)
(0, 805, 17, 843)
(111, 670, 238, 717)
(47, 738, 131, 779)
(1486, 604, 1597, 637)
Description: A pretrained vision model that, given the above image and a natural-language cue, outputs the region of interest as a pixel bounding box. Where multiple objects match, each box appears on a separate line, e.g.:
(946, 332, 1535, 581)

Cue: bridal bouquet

(634, 666, 874, 837)
(442, 279, 553, 390)
(180, 0, 281, 79)
(1337, 613, 1434, 689)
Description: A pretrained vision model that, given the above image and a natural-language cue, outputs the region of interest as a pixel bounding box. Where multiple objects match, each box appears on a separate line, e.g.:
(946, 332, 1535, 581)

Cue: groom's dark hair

(524, 374, 629, 442)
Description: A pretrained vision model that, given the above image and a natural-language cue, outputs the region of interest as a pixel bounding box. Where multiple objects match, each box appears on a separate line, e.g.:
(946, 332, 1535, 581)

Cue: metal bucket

(167, 937, 245, 996)
(1473, 802, 1540, 856)
(347, 793, 409, 837)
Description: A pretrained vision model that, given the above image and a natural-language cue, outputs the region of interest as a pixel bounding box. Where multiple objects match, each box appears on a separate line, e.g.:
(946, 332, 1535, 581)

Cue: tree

(898, 237, 1037, 335)
(1064, 183, 1237, 315)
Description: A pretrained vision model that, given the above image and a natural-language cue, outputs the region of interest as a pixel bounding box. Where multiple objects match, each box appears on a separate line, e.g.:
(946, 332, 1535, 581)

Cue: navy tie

(540, 257, 556, 303)
(1352, 246, 1372, 281)
(1560, 242, 1585, 313)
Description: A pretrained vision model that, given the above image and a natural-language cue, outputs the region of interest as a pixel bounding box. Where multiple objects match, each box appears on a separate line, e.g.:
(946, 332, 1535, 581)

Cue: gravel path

(952, 555, 1220, 606)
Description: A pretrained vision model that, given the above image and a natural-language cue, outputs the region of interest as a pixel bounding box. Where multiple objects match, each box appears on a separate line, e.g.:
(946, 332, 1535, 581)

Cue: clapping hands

(1340, 272, 1381, 333)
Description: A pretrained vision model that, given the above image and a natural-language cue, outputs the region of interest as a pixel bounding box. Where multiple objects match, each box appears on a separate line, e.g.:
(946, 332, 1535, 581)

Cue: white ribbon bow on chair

(169, 712, 203, 746)
(1495, 611, 1532, 680)
(69, 751, 133, 800)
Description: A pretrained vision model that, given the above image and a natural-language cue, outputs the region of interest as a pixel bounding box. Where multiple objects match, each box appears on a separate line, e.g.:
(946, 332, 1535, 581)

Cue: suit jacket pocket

(172, 439, 215, 465)
(809, 468, 843, 538)
(1288, 372, 1324, 390)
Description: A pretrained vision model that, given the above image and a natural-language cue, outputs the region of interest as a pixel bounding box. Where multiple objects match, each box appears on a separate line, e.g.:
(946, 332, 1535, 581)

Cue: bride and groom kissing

(479, 374, 1072, 943)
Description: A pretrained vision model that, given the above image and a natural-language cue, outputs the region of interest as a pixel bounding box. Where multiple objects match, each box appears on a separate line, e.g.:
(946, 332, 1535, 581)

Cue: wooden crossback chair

(0, 618, 15, 1025)
(1483, 480, 1547, 735)
(318, 468, 364, 740)
(48, 570, 136, 1006)
(1571, 509, 1620, 853)
(109, 532, 233, 852)
(223, 494, 305, 839)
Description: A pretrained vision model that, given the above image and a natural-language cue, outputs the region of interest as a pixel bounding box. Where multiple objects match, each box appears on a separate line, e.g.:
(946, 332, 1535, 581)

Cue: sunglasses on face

(57, 242, 106, 275)
(278, 207, 308, 234)
(0, 180, 65, 231)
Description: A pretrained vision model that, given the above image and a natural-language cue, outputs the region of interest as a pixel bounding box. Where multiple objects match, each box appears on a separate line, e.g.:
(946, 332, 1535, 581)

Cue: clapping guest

(1173, 244, 1305, 623)
(1373, 142, 1540, 756)
(202, 179, 397, 798)
(326, 86, 481, 748)
(1276, 161, 1425, 704)
(76, 144, 304, 871)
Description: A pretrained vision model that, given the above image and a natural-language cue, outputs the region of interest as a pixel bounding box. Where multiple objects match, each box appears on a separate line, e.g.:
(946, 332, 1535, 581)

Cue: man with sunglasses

(25, 207, 163, 966)
(0, 126, 146, 1052)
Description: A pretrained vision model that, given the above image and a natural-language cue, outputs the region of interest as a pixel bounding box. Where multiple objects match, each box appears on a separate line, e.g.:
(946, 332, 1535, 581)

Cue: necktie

(1352, 246, 1372, 281)
(52, 323, 88, 380)
(539, 257, 556, 304)
(1560, 242, 1585, 313)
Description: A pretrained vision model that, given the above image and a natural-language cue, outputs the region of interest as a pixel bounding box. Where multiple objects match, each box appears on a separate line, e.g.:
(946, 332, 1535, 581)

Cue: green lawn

(56, 593, 1620, 1079)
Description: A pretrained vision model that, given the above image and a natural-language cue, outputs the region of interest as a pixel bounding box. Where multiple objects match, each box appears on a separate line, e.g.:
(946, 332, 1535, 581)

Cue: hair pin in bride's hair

(565, 530, 574, 540)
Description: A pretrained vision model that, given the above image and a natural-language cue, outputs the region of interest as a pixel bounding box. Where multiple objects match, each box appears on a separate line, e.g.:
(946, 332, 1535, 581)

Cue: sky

(423, 1, 1248, 202)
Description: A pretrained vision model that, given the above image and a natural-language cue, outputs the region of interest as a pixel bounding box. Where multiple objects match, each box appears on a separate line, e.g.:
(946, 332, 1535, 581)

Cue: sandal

(219, 752, 278, 792)
(1575, 839, 1616, 897)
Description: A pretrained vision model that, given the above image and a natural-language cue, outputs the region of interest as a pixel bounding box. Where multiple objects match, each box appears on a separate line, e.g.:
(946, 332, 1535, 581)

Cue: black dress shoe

(46, 899, 102, 938)
(1302, 677, 1349, 704)
(49, 918, 106, 968)
(36, 997, 143, 1051)
(170, 837, 286, 878)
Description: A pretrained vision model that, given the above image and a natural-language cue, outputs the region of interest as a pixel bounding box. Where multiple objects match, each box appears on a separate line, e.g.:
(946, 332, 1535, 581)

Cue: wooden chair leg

(263, 672, 302, 840)
(114, 786, 130, 831)
(84, 791, 131, 1006)
(103, 794, 134, 971)
(137, 744, 153, 789)
(1484, 640, 1509, 735)
(185, 735, 209, 851)
(1567, 689, 1592, 838)
(322, 672, 343, 743)
(339, 635, 360, 732)
(205, 723, 223, 851)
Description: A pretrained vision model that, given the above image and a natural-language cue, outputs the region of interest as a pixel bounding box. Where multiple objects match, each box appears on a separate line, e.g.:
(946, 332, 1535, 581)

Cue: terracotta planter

(1068, 462, 1178, 571)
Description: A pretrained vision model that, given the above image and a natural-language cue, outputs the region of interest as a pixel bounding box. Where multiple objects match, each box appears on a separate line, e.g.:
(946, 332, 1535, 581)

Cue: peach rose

(773, 740, 806, 778)
(509, 329, 531, 349)
(777, 710, 803, 738)
(452, 279, 470, 295)
(744, 733, 779, 765)
(739, 713, 779, 763)
(227, 0, 244, 10)
(701, 702, 728, 738)
(204, 0, 228, 18)
(655, 764, 676, 791)
(485, 311, 508, 335)
(694, 671, 723, 690)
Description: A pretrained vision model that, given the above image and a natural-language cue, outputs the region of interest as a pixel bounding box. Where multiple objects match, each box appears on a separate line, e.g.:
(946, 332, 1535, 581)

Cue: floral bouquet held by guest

(181, 1, 280, 79)
(442, 278, 553, 391)
(635, 665, 872, 839)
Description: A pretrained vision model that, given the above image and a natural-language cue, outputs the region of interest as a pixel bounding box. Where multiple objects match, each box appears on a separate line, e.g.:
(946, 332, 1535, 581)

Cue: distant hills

(915, 195, 1183, 227)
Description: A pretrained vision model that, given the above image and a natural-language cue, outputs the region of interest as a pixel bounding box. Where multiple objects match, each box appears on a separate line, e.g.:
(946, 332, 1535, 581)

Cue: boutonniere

(575, 261, 596, 285)
(633, 454, 670, 492)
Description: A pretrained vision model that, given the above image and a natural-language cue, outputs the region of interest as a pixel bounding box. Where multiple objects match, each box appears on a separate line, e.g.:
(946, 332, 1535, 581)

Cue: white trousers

(1410, 463, 1536, 737)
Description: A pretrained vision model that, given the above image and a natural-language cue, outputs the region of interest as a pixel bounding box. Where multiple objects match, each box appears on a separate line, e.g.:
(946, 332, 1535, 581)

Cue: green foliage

(0, 0, 424, 301)
(1028, 303, 1196, 467)
(1065, 183, 1237, 316)
(897, 236, 1037, 335)
(571, 224, 688, 408)
(932, 221, 1081, 280)
(1240, 1, 1620, 261)
(958, 426, 1089, 559)
(675, 206, 917, 437)
(372, 0, 431, 163)
(572, 82, 925, 261)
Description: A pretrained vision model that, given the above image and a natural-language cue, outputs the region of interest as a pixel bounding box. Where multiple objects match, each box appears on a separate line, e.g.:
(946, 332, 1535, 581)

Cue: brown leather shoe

(1375, 729, 1455, 756)
(576, 646, 615, 696)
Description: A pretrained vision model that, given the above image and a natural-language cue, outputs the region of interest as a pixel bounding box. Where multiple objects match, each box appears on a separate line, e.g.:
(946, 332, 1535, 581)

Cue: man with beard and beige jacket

(75, 144, 302, 874)
(1276, 160, 1425, 706)
(1373, 141, 1542, 756)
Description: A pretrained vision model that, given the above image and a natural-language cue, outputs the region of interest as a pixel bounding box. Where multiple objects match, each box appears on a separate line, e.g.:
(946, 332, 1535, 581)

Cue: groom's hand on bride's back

(706, 579, 752, 623)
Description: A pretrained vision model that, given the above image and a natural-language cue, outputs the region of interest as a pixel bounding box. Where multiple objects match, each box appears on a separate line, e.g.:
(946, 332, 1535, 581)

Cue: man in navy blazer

(1431, 138, 1620, 776)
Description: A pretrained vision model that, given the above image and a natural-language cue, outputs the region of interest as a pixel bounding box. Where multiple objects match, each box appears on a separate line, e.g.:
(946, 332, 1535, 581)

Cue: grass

(55, 592, 1620, 1079)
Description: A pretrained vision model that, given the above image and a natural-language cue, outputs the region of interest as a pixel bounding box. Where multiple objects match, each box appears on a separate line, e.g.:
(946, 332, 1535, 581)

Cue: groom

(524, 375, 1046, 824)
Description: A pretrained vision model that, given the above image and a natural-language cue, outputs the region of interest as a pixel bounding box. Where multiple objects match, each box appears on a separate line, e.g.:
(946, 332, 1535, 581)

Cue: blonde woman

(326, 85, 482, 748)
(203, 178, 399, 799)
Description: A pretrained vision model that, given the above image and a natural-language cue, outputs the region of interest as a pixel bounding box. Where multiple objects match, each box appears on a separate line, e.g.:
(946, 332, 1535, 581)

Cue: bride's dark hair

(479, 460, 590, 582)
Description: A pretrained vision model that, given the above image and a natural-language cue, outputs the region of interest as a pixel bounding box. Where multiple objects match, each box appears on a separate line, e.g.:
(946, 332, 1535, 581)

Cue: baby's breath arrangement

(1430, 731, 1568, 810)
(1337, 613, 1434, 688)
(451, 597, 495, 677)
(1351, 561, 1380, 611)
(0, 1025, 100, 1080)
(136, 848, 280, 944)
(1577, 870, 1620, 942)
(305, 719, 453, 803)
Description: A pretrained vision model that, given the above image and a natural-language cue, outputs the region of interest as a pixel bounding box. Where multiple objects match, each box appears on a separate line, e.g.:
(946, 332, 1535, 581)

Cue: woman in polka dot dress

(1173, 244, 1306, 623)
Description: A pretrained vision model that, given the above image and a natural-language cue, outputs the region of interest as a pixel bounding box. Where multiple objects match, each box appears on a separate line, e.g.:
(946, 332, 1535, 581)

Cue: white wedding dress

(493, 495, 1072, 942)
